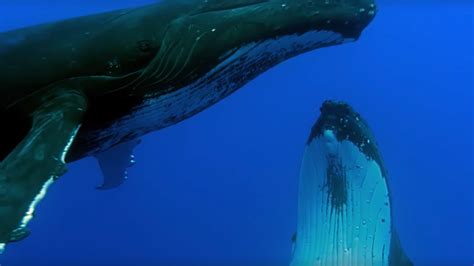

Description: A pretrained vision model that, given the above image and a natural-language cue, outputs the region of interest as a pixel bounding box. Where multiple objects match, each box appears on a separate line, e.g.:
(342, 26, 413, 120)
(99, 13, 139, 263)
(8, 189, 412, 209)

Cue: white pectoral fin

(95, 139, 141, 190)
(0, 88, 87, 252)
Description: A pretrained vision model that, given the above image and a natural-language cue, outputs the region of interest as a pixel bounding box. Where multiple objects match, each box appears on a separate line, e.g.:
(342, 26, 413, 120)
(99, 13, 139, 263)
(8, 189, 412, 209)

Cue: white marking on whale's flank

(290, 131, 391, 266)
(83, 30, 352, 154)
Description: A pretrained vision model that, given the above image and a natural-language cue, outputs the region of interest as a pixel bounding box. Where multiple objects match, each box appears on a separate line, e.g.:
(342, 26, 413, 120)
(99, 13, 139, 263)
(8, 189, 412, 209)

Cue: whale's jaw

(290, 101, 412, 266)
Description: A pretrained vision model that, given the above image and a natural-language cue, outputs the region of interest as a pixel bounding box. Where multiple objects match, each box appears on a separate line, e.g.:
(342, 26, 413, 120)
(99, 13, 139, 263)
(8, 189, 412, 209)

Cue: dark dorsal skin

(0, 0, 377, 251)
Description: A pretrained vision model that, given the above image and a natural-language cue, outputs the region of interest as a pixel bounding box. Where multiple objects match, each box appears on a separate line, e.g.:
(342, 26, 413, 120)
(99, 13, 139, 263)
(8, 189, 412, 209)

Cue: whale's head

(290, 101, 413, 266)
(194, 0, 377, 39)
(137, 0, 376, 90)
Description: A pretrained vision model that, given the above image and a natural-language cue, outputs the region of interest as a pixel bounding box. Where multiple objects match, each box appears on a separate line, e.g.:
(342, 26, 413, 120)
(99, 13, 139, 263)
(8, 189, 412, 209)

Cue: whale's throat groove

(291, 135, 392, 266)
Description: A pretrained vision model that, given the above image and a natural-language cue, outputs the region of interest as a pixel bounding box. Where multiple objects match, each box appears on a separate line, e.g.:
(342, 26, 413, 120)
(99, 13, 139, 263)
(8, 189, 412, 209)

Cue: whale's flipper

(290, 101, 412, 266)
(291, 232, 297, 256)
(0, 89, 87, 253)
(95, 139, 141, 190)
(389, 230, 413, 266)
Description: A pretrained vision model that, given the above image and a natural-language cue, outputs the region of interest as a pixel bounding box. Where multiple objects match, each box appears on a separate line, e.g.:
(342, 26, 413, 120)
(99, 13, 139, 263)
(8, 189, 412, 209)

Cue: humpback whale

(0, 0, 376, 252)
(290, 101, 412, 266)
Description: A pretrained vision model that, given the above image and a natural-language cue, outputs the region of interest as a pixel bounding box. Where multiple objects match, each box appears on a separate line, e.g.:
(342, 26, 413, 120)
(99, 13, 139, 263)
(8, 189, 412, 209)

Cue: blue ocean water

(0, 1, 472, 265)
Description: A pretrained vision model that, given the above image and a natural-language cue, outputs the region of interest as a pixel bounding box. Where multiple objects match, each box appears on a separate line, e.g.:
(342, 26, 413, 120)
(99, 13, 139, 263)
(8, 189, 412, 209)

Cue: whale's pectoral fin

(291, 232, 297, 256)
(95, 139, 141, 190)
(0, 89, 87, 252)
(389, 229, 413, 266)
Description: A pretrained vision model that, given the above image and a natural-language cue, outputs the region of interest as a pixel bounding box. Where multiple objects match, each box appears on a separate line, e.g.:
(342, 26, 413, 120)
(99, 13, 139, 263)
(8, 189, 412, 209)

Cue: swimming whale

(290, 101, 412, 266)
(0, 0, 376, 251)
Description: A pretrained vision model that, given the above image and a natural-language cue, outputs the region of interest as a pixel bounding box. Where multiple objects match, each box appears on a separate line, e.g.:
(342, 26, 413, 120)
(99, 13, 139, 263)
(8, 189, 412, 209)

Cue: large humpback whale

(290, 101, 412, 266)
(0, 0, 376, 252)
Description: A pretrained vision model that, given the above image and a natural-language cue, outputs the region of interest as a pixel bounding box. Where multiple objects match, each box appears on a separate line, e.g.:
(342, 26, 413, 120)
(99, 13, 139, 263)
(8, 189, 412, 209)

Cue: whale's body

(0, 0, 376, 162)
(290, 101, 412, 266)
(0, 0, 376, 253)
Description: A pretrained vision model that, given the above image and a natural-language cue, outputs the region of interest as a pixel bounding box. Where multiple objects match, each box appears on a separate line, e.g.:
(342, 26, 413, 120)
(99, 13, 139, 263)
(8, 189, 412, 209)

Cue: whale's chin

(291, 130, 392, 265)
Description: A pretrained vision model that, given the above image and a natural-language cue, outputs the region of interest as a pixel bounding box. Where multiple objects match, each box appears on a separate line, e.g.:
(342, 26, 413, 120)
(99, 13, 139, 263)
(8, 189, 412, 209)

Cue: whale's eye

(137, 40, 156, 53)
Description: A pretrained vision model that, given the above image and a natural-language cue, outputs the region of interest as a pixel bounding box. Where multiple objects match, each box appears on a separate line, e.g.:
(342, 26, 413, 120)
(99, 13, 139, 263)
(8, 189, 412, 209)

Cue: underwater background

(0, 0, 472, 265)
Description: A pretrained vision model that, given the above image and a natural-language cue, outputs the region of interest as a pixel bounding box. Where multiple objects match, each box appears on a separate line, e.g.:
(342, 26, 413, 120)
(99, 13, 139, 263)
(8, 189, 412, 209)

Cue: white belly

(291, 130, 392, 266)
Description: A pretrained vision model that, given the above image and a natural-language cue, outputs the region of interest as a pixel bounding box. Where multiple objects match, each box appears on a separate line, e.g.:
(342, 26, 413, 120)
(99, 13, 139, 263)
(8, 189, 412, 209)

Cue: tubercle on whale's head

(307, 100, 388, 177)
(191, 0, 378, 40)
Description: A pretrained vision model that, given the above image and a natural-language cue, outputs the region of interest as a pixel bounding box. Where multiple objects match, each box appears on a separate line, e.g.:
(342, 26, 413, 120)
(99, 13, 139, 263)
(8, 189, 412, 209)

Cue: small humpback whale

(290, 101, 412, 266)
(0, 0, 376, 251)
